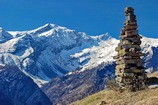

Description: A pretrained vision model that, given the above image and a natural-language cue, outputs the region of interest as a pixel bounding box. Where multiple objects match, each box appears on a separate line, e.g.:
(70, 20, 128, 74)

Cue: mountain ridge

(0, 24, 115, 82)
(0, 23, 158, 84)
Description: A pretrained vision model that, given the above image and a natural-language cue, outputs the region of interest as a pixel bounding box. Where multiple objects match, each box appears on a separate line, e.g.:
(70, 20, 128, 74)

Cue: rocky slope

(0, 65, 52, 105)
(42, 62, 115, 105)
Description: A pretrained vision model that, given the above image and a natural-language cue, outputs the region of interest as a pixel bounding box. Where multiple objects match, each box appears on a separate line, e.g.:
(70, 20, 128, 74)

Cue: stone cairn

(114, 7, 147, 91)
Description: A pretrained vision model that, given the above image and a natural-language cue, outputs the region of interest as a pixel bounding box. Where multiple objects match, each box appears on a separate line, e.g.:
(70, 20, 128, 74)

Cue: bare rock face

(114, 7, 147, 91)
(0, 65, 52, 105)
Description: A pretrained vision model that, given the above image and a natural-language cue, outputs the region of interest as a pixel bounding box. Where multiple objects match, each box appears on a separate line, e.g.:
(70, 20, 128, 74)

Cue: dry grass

(71, 88, 158, 105)
(71, 71, 158, 105)
(148, 71, 158, 78)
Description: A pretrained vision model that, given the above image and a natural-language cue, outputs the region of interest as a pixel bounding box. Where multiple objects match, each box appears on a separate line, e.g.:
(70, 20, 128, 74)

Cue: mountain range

(0, 24, 158, 104)
(1, 24, 157, 82)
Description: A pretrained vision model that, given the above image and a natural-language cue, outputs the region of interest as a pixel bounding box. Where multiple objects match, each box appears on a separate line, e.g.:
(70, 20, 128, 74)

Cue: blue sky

(0, 0, 158, 38)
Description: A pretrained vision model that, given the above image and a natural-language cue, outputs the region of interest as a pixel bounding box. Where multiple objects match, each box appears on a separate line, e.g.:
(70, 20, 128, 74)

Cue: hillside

(71, 88, 158, 105)
(0, 65, 52, 105)
(41, 63, 115, 105)
(71, 72, 158, 105)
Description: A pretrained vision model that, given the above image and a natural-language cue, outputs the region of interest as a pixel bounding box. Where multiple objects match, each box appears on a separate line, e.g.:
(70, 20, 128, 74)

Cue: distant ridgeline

(114, 7, 147, 91)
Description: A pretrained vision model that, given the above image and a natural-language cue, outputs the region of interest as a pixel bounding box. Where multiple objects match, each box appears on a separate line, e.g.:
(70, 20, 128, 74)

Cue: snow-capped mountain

(0, 23, 158, 83)
(41, 35, 158, 105)
(141, 37, 158, 72)
(0, 24, 117, 81)
(0, 65, 52, 105)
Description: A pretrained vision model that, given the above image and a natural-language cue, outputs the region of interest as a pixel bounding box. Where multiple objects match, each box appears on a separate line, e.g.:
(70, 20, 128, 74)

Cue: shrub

(106, 77, 120, 91)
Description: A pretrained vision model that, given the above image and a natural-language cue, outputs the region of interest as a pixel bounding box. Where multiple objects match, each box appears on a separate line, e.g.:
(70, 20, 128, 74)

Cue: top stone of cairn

(124, 7, 134, 13)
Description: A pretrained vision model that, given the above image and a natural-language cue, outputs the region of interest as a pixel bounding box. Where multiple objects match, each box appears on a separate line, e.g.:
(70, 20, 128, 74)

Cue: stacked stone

(114, 7, 147, 91)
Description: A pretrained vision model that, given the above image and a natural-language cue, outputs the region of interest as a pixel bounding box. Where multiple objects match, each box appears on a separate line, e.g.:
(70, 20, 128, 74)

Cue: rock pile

(114, 7, 147, 91)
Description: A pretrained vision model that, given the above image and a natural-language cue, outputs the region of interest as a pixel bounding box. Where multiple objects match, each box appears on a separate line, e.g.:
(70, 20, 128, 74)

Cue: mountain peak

(99, 33, 113, 40)
(28, 23, 57, 35)
(90, 33, 113, 41)
(42, 23, 57, 29)
(0, 27, 6, 32)
(0, 27, 13, 43)
(29, 23, 75, 35)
